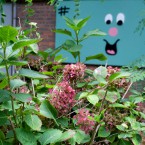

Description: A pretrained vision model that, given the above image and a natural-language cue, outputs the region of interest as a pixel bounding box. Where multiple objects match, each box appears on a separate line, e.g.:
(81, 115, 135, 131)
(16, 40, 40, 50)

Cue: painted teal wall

(55, 0, 145, 66)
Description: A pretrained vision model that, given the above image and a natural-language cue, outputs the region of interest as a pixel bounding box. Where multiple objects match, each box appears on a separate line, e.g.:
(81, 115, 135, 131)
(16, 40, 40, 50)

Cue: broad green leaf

(24, 114, 42, 131)
(39, 129, 62, 145)
(58, 130, 75, 142)
(93, 66, 107, 79)
(74, 129, 90, 144)
(0, 90, 11, 102)
(68, 44, 82, 52)
(0, 26, 18, 43)
(140, 112, 145, 119)
(10, 79, 26, 89)
(116, 125, 126, 131)
(1, 101, 20, 110)
(0, 112, 7, 126)
(118, 133, 132, 139)
(118, 139, 132, 145)
(106, 91, 120, 103)
(0, 78, 8, 89)
(98, 125, 110, 137)
(76, 82, 86, 88)
(40, 100, 58, 125)
(87, 95, 99, 106)
(7, 61, 28, 66)
(13, 93, 32, 102)
(29, 43, 39, 53)
(109, 103, 128, 108)
(57, 117, 69, 128)
(94, 109, 106, 123)
(19, 68, 48, 79)
(129, 96, 143, 104)
(53, 29, 72, 37)
(15, 128, 37, 145)
(78, 92, 89, 99)
(131, 134, 142, 145)
(12, 39, 41, 51)
(0, 72, 5, 80)
(86, 54, 107, 61)
(0, 130, 5, 140)
(80, 29, 106, 42)
(109, 72, 130, 82)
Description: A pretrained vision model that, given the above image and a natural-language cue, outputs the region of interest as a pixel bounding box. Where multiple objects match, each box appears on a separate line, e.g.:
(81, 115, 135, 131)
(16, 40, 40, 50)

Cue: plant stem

(3, 44, 18, 125)
(75, 30, 81, 62)
(89, 90, 108, 145)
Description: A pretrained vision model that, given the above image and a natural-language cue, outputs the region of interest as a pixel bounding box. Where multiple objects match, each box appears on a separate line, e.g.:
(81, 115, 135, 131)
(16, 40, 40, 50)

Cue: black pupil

(106, 20, 111, 24)
(117, 20, 123, 25)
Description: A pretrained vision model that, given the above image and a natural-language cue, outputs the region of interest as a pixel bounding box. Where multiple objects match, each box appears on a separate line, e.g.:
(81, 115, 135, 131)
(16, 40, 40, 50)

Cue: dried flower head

(73, 108, 95, 134)
(63, 62, 86, 81)
(49, 81, 76, 115)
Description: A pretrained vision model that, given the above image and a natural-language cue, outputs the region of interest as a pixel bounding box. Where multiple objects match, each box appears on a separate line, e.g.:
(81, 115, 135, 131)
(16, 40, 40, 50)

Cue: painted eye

(105, 14, 113, 25)
(116, 13, 125, 26)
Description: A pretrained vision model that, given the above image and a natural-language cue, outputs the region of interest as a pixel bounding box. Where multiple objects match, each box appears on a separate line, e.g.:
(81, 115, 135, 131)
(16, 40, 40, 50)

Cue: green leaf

(0, 78, 8, 89)
(118, 139, 132, 145)
(19, 68, 48, 79)
(77, 16, 90, 29)
(118, 133, 132, 139)
(53, 29, 72, 37)
(93, 66, 107, 79)
(13, 93, 32, 102)
(140, 112, 145, 119)
(77, 82, 86, 88)
(57, 117, 69, 128)
(24, 114, 42, 131)
(0, 26, 18, 43)
(106, 91, 120, 103)
(0, 130, 5, 140)
(7, 61, 28, 66)
(74, 130, 90, 144)
(78, 92, 89, 99)
(39, 129, 62, 145)
(29, 43, 39, 53)
(80, 29, 106, 42)
(131, 134, 142, 145)
(109, 72, 131, 82)
(58, 130, 75, 142)
(87, 94, 99, 106)
(0, 90, 11, 102)
(40, 100, 58, 125)
(109, 103, 128, 108)
(98, 126, 110, 137)
(12, 39, 41, 51)
(15, 128, 37, 145)
(86, 54, 107, 61)
(68, 44, 82, 52)
(10, 79, 26, 89)
(0, 112, 7, 126)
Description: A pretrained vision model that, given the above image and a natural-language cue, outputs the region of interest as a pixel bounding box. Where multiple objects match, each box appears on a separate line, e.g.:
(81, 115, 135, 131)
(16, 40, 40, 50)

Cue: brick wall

(16, 2, 56, 51)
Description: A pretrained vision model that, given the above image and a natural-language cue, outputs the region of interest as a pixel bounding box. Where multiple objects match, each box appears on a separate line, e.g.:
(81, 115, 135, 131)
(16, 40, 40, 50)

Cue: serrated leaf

(109, 72, 130, 82)
(79, 92, 88, 99)
(19, 68, 48, 79)
(39, 129, 62, 145)
(24, 114, 42, 131)
(40, 100, 58, 125)
(0, 90, 11, 102)
(10, 79, 26, 89)
(15, 128, 37, 145)
(87, 95, 99, 106)
(13, 93, 32, 102)
(53, 29, 72, 36)
(12, 39, 41, 51)
(86, 54, 107, 61)
(58, 130, 75, 142)
(98, 126, 110, 137)
(131, 134, 142, 145)
(0, 26, 18, 43)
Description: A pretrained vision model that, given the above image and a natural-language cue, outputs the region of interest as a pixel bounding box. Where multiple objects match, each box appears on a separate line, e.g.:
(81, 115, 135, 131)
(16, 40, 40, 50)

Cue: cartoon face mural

(55, 0, 145, 66)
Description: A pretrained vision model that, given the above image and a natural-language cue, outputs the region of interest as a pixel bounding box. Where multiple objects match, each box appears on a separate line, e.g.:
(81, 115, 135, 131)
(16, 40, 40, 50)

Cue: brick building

(4, 1, 56, 51)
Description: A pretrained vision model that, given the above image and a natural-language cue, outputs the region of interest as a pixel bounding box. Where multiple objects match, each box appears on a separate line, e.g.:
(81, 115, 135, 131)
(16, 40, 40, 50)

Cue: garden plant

(0, 1, 145, 145)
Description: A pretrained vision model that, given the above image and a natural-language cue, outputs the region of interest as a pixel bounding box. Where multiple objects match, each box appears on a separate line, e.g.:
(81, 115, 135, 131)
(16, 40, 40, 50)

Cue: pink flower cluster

(73, 108, 95, 134)
(49, 81, 76, 115)
(63, 62, 86, 81)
